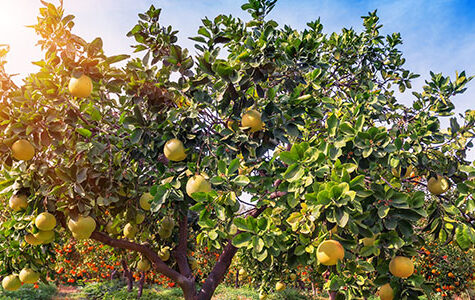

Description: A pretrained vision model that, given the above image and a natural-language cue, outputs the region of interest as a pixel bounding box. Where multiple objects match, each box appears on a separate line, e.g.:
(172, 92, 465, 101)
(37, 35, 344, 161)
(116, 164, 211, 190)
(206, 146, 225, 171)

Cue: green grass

(76, 280, 314, 300)
(0, 283, 57, 300)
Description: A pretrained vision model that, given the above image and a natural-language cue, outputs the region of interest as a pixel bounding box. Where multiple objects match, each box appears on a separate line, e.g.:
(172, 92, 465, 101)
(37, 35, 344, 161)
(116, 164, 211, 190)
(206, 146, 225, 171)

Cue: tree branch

(91, 232, 185, 283)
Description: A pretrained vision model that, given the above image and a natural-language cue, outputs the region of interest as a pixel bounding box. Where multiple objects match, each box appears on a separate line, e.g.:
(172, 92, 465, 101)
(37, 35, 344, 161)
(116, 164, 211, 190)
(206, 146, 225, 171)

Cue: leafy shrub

(0, 283, 56, 300)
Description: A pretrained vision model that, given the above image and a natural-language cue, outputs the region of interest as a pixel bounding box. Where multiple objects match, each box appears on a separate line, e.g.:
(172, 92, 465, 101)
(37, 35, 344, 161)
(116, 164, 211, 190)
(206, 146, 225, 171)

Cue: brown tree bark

(137, 271, 145, 299)
(91, 232, 196, 300)
(121, 259, 133, 292)
(85, 179, 285, 300)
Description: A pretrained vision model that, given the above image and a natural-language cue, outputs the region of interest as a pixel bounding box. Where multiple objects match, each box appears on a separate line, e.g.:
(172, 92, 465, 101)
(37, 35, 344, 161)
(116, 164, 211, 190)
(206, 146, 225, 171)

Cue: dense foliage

(0, 0, 473, 299)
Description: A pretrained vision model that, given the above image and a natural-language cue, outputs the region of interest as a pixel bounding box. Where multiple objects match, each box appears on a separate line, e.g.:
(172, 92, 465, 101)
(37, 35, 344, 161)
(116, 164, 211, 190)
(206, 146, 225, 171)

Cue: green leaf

(227, 158, 240, 175)
(232, 232, 252, 248)
(326, 114, 338, 136)
(105, 54, 130, 64)
(76, 168, 88, 184)
(234, 217, 250, 232)
(339, 122, 355, 136)
(280, 151, 299, 165)
(130, 128, 143, 144)
(76, 128, 92, 138)
(210, 176, 226, 185)
(234, 175, 250, 186)
(378, 206, 390, 218)
(283, 164, 305, 182)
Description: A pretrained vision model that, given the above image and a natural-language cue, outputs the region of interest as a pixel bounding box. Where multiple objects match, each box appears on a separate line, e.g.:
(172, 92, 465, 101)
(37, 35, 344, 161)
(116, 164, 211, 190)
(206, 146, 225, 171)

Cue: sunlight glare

(0, 1, 42, 79)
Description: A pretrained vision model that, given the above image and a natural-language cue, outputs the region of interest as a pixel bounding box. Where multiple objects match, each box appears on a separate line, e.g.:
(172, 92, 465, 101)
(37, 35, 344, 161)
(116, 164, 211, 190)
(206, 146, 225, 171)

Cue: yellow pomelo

(427, 175, 449, 195)
(158, 226, 172, 239)
(259, 292, 268, 300)
(2, 275, 21, 291)
(241, 110, 263, 132)
(137, 258, 151, 272)
(186, 175, 211, 197)
(159, 248, 170, 262)
(139, 193, 154, 211)
(136, 213, 145, 225)
(68, 216, 96, 239)
(239, 268, 247, 278)
(378, 283, 394, 300)
(164, 138, 187, 162)
(275, 281, 286, 292)
(11, 139, 35, 161)
(389, 256, 414, 278)
(9, 194, 28, 211)
(290, 273, 297, 281)
(123, 223, 137, 239)
(362, 234, 378, 247)
(35, 212, 56, 231)
(106, 222, 119, 235)
(19, 268, 40, 284)
(34, 230, 55, 243)
(68, 74, 93, 98)
(25, 234, 42, 246)
(316, 240, 345, 266)
(161, 216, 175, 230)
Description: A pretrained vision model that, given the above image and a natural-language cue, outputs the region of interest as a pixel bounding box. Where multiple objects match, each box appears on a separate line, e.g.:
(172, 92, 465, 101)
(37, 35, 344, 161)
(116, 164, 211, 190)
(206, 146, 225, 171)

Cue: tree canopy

(0, 0, 474, 299)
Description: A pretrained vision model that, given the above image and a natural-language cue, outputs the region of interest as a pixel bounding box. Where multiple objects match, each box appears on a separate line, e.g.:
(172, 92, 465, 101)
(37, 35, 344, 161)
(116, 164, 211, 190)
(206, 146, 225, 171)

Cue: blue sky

(1, 0, 474, 122)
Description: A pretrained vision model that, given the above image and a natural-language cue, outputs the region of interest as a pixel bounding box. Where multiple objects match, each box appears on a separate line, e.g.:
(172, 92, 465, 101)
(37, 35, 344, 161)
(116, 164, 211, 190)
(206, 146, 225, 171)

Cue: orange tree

(416, 240, 474, 297)
(0, 0, 474, 299)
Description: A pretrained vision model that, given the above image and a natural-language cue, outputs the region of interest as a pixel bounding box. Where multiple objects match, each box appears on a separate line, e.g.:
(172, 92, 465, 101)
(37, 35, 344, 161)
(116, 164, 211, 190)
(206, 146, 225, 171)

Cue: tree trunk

(121, 260, 134, 292)
(329, 291, 337, 300)
(235, 271, 239, 288)
(110, 269, 117, 280)
(137, 272, 145, 299)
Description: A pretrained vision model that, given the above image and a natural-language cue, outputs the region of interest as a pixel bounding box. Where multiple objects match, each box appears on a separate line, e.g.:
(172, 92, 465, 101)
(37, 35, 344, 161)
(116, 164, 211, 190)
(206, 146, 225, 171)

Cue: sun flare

(0, 1, 42, 76)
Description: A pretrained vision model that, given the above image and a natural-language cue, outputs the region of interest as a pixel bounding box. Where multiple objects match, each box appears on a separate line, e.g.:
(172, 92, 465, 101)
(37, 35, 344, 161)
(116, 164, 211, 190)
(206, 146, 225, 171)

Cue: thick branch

(195, 199, 276, 299)
(175, 212, 193, 279)
(90, 232, 193, 292)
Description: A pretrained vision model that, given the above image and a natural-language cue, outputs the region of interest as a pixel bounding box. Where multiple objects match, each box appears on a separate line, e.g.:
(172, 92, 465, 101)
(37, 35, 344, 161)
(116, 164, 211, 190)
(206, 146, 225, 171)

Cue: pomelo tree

(0, 0, 474, 299)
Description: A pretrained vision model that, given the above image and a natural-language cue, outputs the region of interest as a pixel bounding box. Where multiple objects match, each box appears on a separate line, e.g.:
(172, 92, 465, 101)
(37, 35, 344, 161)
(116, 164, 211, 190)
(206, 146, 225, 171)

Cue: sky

(0, 0, 474, 132)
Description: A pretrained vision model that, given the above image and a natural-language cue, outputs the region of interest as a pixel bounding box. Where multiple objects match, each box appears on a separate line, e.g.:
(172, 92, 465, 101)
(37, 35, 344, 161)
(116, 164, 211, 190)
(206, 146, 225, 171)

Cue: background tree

(0, 0, 474, 299)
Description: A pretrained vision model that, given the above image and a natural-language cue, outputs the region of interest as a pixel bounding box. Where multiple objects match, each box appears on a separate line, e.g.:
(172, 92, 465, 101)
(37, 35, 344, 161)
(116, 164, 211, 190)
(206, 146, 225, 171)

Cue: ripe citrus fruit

(139, 192, 154, 211)
(378, 283, 394, 300)
(317, 240, 345, 266)
(123, 223, 137, 239)
(241, 110, 263, 132)
(389, 256, 414, 278)
(137, 258, 151, 272)
(19, 268, 40, 284)
(164, 138, 187, 162)
(11, 139, 35, 161)
(275, 281, 286, 292)
(68, 216, 96, 239)
(68, 74, 93, 98)
(159, 247, 170, 262)
(25, 234, 42, 246)
(9, 194, 28, 211)
(186, 174, 211, 197)
(136, 213, 145, 224)
(2, 275, 21, 291)
(35, 212, 56, 231)
(34, 230, 55, 243)
(427, 175, 449, 195)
